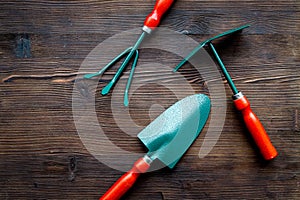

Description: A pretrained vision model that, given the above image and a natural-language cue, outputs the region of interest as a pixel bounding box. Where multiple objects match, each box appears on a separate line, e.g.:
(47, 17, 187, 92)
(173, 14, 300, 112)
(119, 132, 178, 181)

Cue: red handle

(234, 95, 278, 160)
(144, 0, 174, 30)
(100, 157, 150, 200)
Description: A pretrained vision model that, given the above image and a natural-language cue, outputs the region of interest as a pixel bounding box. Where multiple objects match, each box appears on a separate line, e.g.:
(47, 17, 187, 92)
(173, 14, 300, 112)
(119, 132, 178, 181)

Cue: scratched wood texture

(0, 0, 299, 199)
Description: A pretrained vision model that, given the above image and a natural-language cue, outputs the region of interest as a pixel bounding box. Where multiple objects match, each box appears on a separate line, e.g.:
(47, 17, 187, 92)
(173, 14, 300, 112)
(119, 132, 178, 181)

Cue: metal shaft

(209, 42, 239, 94)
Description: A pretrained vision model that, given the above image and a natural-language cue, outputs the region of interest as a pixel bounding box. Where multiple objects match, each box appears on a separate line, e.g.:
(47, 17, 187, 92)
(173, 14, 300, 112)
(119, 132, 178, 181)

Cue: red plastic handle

(234, 95, 278, 160)
(144, 0, 174, 30)
(100, 157, 150, 200)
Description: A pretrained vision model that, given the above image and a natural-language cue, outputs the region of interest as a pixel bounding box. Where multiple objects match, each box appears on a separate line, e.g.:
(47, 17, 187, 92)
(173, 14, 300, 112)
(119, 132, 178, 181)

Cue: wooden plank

(0, 0, 299, 199)
(0, 1, 298, 34)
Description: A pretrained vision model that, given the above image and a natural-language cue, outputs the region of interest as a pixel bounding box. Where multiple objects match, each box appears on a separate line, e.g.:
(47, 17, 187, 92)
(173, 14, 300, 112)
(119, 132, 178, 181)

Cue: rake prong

(101, 32, 146, 96)
(83, 47, 133, 79)
(124, 50, 139, 107)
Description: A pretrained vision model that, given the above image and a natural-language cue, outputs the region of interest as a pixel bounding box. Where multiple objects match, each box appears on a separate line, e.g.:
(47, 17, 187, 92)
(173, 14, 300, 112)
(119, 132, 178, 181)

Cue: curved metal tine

(124, 50, 139, 107)
(174, 24, 250, 72)
(101, 32, 146, 96)
(101, 48, 137, 95)
(83, 47, 133, 79)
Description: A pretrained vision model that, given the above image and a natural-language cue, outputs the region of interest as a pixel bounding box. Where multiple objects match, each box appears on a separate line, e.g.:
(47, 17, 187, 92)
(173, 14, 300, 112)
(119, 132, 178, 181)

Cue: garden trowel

(100, 94, 211, 200)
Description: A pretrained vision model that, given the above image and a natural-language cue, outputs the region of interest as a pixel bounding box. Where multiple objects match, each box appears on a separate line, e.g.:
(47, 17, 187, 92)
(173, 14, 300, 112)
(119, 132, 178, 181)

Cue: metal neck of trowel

(174, 24, 250, 72)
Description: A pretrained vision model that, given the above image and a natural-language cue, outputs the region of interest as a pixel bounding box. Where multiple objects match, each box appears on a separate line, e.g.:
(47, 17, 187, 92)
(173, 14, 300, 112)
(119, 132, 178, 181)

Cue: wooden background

(0, 0, 299, 199)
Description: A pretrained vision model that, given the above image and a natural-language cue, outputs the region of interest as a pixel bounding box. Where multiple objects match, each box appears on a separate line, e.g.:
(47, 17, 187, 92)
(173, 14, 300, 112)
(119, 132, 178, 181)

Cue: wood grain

(0, 0, 299, 199)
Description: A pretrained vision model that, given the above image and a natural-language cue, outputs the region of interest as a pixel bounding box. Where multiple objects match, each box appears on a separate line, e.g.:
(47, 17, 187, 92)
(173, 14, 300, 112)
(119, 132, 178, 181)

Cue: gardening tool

(100, 94, 211, 200)
(174, 25, 278, 160)
(84, 0, 175, 106)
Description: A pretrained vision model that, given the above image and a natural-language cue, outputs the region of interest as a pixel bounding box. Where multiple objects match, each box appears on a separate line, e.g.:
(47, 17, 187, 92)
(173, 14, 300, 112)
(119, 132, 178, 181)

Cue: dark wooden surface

(0, 1, 299, 199)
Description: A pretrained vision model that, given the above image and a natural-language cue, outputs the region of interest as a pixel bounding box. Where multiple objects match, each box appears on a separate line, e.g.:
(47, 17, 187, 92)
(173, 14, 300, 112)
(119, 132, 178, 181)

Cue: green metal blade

(137, 94, 211, 169)
(174, 24, 250, 72)
(205, 24, 250, 43)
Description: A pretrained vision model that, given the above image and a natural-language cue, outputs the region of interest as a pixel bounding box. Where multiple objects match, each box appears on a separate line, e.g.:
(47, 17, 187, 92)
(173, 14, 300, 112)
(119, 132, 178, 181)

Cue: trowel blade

(138, 94, 211, 168)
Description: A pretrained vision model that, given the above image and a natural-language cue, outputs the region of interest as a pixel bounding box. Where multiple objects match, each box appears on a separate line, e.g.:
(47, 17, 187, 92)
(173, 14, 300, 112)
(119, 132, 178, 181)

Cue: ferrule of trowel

(100, 94, 211, 200)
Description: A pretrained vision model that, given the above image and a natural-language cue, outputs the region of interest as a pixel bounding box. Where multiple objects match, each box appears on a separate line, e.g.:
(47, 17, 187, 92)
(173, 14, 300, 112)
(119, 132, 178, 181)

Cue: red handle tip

(144, 0, 174, 30)
(234, 95, 278, 160)
(100, 157, 151, 200)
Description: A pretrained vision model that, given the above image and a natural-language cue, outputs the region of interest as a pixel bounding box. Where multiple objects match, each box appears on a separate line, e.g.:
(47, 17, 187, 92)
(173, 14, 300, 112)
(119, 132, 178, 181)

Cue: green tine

(101, 32, 146, 95)
(174, 24, 250, 72)
(124, 50, 139, 107)
(83, 47, 133, 79)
